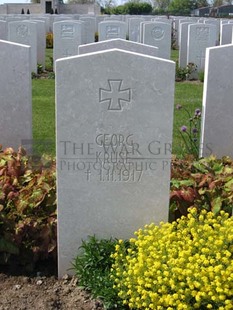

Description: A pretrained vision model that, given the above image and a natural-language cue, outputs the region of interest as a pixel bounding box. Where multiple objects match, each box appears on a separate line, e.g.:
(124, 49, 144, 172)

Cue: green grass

(171, 49, 179, 62)
(172, 81, 203, 156)
(45, 48, 53, 71)
(32, 49, 203, 157)
(32, 79, 55, 155)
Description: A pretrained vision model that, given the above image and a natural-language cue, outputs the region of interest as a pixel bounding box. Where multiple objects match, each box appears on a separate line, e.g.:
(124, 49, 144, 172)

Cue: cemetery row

(1, 35, 232, 276)
(1, 14, 233, 71)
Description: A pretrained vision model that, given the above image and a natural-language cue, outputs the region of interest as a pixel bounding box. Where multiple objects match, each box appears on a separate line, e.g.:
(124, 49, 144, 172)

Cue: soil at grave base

(0, 261, 104, 310)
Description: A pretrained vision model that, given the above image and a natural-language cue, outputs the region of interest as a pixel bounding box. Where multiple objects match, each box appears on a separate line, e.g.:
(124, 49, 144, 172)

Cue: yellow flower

(111, 209, 233, 309)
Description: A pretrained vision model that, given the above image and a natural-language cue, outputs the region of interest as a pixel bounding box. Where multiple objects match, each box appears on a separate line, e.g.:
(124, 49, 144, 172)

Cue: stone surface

(204, 19, 220, 45)
(56, 49, 175, 277)
(78, 38, 158, 57)
(98, 20, 127, 41)
(30, 20, 46, 69)
(8, 21, 37, 72)
(179, 22, 194, 68)
(220, 23, 233, 45)
(200, 44, 233, 158)
(53, 20, 84, 61)
(79, 16, 95, 44)
(0, 40, 32, 150)
(23, 19, 46, 70)
(142, 21, 171, 59)
(0, 20, 7, 40)
(128, 17, 144, 42)
(187, 23, 216, 73)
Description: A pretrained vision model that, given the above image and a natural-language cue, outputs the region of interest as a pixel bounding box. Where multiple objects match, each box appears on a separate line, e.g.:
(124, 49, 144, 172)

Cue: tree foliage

(153, 0, 208, 15)
(168, 0, 196, 15)
(104, 1, 152, 14)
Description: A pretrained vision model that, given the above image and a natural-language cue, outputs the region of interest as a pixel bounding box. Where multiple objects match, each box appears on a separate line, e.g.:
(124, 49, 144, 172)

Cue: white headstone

(56, 49, 175, 277)
(128, 17, 144, 42)
(179, 22, 194, 68)
(187, 24, 217, 73)
(78, 38, 158, 57)
(8, 21, 37, 72)
(31, 16, 50, 33)
(98, 21, 127, 41)
(200, 44, 233, 158)
(24, 20, 46, 70)
(142, 21, 171, 59)
(220, 23, 233, 45)
(0, 40, 32, 150)
(79, 17, 96, 44)
(53, 20, 84, 61)
(0, 20, 7, 40)
(204, 19, 220, 45)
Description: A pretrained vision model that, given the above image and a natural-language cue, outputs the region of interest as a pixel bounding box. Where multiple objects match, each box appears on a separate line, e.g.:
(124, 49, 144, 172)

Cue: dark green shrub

(176, 61, 197, 81)
(198, 70, 205, 82)
(37, 64, 43, 74)
(72, 235, 128, 309)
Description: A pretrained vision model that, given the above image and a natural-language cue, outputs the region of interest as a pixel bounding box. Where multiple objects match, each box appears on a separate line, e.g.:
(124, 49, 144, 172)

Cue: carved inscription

(99, 79, 132, 111)
(61, 25, 74, 38)
(59, 137, 171, 183)
(16, 25, 29, 38)
(195, 27, 210, 41)
(106, 25, 120, 39)
(151, 26, 164, 40)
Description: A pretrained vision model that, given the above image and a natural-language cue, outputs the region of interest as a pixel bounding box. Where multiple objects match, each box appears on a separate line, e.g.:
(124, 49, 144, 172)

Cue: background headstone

(179, 22, 194, 68)
(142, 21, 171, 59)
(128, 17, 144, 42)
(78, 38, 158, 57)
(53, 20, 84, 61)
(0, 20, 7, 40)
(56, 49, 175, 277)
(98, 21, 127, 41)
(187, 23, 216, 74)
(8, 20, 37, 72)
(220, 23, 233, 45)
(0, 40, 32, 150)
(24, 19, 46, 70)
(79, 16, 96, 44)
(200, 44, 233, 158)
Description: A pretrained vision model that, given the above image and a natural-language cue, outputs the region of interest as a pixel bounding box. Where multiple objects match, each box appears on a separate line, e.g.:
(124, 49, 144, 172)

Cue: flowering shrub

(176, 105, 201, 159)
(111, 209, 233, 309)
(46, 32, 53, 48)
(175, 62, 197, 81)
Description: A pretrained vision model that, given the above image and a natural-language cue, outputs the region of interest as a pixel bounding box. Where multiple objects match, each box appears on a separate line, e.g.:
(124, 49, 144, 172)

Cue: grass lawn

(32, 78, 55, 155)
(32, 49, 203, 156)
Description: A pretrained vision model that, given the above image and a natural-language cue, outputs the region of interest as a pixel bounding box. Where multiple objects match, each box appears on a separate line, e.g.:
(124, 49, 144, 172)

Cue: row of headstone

(56, 37, 233, 277)
(53, 19, 172, 60)
(200, 43, 233, 159)
(0, 39, 32, 151)
(178, 18, 233, 71)
(2, 19, 233, 279)
(1, 13, 233, 38)
(3, 14, 233, 69)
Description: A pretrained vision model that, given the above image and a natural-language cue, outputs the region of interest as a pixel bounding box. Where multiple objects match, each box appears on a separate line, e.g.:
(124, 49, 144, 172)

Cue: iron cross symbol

(99, 79, 132, 111)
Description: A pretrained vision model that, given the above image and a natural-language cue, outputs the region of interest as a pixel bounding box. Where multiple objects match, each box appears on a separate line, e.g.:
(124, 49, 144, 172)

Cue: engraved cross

(99, 79, 131, 111)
